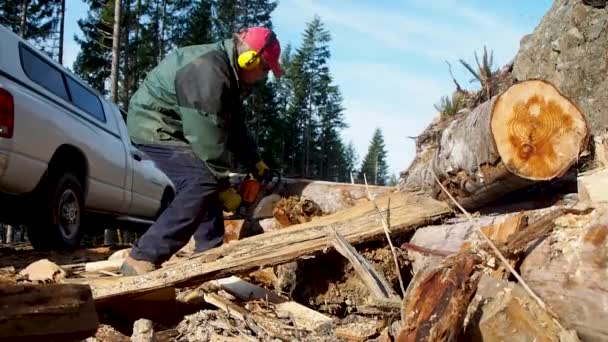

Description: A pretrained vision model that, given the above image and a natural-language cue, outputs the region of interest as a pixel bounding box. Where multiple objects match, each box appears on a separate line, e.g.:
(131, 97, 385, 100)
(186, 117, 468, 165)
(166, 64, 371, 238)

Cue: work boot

(120, 255, 156, 276)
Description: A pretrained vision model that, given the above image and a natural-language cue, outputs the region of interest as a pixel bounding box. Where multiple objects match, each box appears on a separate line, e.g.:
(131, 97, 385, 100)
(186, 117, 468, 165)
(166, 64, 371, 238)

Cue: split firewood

(396, 252, 482, 342)
(479, 212, 527, 244)
(0, 283, 99, 341)
(273, 196, 323, 227)
(335, 316, 386, 342)
(329, 226, 399, 302)
(401, 79, 589, 210)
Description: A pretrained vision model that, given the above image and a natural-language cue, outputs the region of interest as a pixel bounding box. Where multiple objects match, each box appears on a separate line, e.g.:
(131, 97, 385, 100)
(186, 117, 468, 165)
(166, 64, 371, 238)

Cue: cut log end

(491, 79, 589, 181)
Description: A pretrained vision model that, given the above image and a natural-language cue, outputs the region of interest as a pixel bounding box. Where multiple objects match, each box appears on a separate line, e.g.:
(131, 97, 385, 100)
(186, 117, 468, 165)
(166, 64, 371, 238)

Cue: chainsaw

(225, 169, 282, 221)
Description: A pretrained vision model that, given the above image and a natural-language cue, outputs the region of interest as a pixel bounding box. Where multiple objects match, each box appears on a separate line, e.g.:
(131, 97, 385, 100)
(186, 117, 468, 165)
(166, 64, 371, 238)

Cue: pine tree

(0, 0, 62, 58)
(359, 128, 390, 185)
(73, 0, 114, 93)
(387, 174, 399, 186)
(175, 0, 213, 46)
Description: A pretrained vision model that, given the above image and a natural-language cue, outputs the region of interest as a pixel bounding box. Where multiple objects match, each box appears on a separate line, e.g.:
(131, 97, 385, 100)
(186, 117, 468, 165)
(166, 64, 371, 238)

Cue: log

(578, 167, 608, 203)
(230, 174, 396, 214)
(400, 80, 589, 210)
(520, 204, 608, 341)
(79, 191, 450, 303)
(0, 283, 99, 341)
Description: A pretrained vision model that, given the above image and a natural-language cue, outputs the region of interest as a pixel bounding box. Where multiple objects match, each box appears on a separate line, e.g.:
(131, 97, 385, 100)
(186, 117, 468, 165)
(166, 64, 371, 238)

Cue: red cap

(241, 27, 283, 78)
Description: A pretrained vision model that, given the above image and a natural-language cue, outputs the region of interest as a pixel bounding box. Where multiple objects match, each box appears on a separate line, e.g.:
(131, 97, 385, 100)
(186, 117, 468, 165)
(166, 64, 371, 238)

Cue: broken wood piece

(0, 283, 98, 341)
(85, 191, 450, 303)
(578, 167, 608, 203)
(396, 252, 482, 342)
(209, 333, 244, 342)
(480, 212, 528, 244)
(19, 259, 66, 283)
(474, 275, 580, 342)
(85, 258, 124, 273)
(329, 226, 400, 302)
(131, 318, 156, 342)
(213, 276, 333, 330)
(204, 292, 250, 321)
(401, 79, 589, 211)
(498, 208, 564, 258)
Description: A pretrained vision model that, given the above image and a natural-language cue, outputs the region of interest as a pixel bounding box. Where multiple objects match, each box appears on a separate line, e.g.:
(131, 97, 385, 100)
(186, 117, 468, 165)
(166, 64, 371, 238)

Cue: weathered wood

(85, 258, 124, 273)
(400, 80, 589, 210)
(465, 275, 580, 342)
(520, 205, 608, 341)
(330, 227, 399, 301)
(0, 283, 99, 341)
(84, 191, 450, 303)
(131, 319, 156, 342)
(213, 276, 333, 330)
(480, 212, 527, 243)
(396, 252, 482, 342)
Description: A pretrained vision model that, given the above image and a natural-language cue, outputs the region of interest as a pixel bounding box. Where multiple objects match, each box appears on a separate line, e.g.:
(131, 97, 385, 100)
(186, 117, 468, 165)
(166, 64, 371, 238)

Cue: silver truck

(0, 25, 175, 250)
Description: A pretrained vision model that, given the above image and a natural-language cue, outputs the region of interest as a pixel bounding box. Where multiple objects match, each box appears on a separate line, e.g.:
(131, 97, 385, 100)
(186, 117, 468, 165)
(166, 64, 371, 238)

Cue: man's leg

(122, 145, 222, 275)
(193, 197, 224, 253)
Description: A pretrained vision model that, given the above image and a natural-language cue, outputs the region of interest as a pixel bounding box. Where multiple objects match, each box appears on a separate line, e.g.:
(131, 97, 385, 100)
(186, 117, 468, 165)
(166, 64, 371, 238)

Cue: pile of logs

(1, 79, 607, 341)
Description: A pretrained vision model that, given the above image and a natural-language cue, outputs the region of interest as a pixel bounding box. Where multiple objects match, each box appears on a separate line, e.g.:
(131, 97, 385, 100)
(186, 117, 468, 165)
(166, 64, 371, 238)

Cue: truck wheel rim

(58, 189, 80, 239)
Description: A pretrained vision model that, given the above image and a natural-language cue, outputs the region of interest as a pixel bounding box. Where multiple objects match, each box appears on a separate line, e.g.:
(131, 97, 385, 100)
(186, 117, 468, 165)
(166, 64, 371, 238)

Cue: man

(120, 26, 283, 276)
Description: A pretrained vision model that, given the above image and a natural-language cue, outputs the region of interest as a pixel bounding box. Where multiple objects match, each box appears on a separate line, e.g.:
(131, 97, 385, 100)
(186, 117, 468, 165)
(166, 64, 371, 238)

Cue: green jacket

(126, 38, 260, 179)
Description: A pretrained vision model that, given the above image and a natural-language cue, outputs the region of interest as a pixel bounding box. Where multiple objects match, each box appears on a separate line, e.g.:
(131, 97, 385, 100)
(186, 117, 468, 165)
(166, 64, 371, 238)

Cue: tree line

(0, 0, 394, 185)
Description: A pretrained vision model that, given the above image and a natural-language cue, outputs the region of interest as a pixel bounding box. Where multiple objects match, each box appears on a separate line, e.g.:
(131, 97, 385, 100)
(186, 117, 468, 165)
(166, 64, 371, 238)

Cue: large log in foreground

(401, 80, 589, 210)
(0, 284, 99, 341)
(76, 191, 450, 303)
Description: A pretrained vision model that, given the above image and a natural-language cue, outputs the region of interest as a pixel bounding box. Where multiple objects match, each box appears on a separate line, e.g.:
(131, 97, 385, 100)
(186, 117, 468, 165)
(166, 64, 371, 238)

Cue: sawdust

(273, 196, 323, 227)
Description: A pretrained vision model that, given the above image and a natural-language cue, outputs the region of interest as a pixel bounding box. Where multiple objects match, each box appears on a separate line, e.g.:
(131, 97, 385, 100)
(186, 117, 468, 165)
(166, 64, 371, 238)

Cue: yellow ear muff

(238, 50, 261, 70)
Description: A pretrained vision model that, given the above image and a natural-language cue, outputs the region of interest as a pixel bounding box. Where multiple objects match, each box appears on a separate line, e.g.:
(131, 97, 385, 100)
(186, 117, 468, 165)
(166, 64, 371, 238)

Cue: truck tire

(29, 172, 85, 250)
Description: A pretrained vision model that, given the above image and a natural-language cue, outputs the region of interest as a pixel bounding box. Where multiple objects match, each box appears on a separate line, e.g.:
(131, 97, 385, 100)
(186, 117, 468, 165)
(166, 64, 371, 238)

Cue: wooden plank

(204, 293, 249, 321)
(330, 226, 399, 301)
(0, 283, 99, 341)
(85, 191, 450, 303)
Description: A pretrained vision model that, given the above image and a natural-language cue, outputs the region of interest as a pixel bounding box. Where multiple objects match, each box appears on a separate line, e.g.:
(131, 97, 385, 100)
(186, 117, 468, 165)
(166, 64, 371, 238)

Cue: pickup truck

(0, 24, 175, 250)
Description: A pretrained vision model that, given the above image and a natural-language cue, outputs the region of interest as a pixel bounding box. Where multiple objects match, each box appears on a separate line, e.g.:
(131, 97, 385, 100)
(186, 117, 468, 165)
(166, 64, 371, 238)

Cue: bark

(158, 0, 166, 61)
(396, 252, 482, 342)
(19, 0, 29, 37)
(58, 0, 65, 64)
(74, 191, 450, 303)
(400, 80, 589, 210)
(110, 0, 122, 102)
(0, 284, 98, 340)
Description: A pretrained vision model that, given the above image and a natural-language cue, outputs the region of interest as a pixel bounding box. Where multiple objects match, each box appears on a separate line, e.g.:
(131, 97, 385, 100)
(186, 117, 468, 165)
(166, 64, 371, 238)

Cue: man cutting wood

(120, 27, 283, 276)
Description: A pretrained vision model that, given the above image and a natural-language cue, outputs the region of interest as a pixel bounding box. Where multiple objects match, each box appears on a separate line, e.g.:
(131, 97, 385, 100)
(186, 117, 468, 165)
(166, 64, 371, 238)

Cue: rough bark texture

(513, 0, 608, 136)
(400, 80, 588, 211)
(520, 205, 608, 341)
(0, 284, 99, 340)
(79, 192, 450, 303)
(396, 252, 482, 342)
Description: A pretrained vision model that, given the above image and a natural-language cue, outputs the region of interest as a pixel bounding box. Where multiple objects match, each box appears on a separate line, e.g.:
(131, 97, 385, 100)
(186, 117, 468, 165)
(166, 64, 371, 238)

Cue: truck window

(65, 77, 106, 122)
(19, 46, 69, 101)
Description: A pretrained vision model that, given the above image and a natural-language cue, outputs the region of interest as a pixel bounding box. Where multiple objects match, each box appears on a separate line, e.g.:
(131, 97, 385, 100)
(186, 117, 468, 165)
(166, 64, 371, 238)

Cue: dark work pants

(130, 144, 224, 264)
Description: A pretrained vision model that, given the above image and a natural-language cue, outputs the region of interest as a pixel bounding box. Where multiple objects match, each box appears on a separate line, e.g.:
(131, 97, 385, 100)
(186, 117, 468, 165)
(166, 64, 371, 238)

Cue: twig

(430, 170, 574, 337)
(363, 174, 406, 318)
(400, 242, 457, 257)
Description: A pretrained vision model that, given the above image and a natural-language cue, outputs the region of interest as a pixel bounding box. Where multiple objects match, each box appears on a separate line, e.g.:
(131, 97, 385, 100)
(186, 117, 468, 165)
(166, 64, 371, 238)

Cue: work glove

(254, 160, 272, 182)
(218, 187, 242, 213)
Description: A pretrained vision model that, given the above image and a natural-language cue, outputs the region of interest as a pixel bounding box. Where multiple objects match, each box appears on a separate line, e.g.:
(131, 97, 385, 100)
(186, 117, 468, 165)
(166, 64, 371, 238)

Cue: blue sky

(63, 0, 554, 178)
